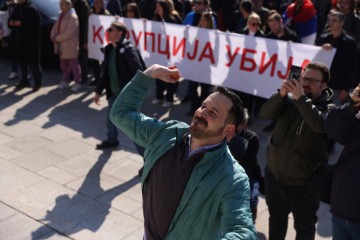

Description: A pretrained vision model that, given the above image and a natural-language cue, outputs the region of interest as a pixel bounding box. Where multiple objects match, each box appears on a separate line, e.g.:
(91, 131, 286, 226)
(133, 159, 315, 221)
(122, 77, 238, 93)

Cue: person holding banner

(260, 62, 335, 240)
(109, 63, 256, 240)
(94, 20, 145, 149)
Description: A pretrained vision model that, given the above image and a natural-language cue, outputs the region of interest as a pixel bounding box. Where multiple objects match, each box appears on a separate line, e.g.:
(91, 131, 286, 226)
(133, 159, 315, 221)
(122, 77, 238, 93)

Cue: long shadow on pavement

(31, 150, 141, 239)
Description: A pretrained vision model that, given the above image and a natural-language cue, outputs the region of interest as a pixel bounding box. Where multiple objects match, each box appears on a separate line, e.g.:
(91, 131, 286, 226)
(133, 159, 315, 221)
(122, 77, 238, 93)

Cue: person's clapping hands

(350, 84, 360, 107)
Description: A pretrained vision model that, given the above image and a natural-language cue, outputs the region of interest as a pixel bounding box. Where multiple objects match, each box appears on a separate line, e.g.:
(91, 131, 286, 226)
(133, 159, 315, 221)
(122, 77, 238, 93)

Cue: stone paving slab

(0, 58, 336, 239)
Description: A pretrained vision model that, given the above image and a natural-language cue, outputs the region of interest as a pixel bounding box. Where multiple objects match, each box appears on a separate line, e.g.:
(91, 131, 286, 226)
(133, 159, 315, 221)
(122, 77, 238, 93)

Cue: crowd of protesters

(1, 0, 360, 239)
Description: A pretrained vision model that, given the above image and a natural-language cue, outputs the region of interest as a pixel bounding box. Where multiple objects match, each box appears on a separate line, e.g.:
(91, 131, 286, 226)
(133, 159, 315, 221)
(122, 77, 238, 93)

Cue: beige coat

(51, 9, 79, 59)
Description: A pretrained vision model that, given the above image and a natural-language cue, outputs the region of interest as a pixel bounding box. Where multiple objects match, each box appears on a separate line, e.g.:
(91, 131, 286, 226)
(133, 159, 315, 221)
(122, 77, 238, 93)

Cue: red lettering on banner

(259, 52, 278, 77)
(144, 32, 155, 52)
(225, 45, 240, 67)
(240, 48, 257, 71)
(277, 57, 294, 79)
(93, 25, 103, 44)
(131, 30, 142, 47)
(186, 39, 199, 60)
(301, 59, 311, 68)
(198, 42, 215, 64)
(173, 37, 186, 58)
(105, 30, 110, 44)
(158, 34, 170, 59)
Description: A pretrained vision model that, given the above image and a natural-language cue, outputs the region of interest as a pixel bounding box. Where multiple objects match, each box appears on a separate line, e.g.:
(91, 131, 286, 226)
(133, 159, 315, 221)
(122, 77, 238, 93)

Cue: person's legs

(69, 58, 81, 84)
(189, 81, 200, 113)
(60, 59, 70, 82)
(28, 46, 42, 89)
(332, 215, 360, 240)
(106, 96, 118, 143)
(155, 79, 165, 101)
(250, 180, 260, 222)
(265, 168, 291, 240)
(78, 47, 88, 83)
(290, 187, 319, 240)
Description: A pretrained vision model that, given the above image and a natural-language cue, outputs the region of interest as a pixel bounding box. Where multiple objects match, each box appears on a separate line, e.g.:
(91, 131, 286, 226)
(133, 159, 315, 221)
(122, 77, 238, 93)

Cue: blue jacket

(110, 71, 256, 239)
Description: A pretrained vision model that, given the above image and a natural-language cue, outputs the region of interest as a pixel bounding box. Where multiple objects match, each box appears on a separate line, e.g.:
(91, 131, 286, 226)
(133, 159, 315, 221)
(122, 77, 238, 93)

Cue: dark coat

(260, 88, 335, 186)
(240, 28, 265, 37)
(95, 39, 145, 99)
(267, 26, 301, 42)
(72, 0, 90, 46)
(316, 31, 357, 91)
(325, 101, 360, 224)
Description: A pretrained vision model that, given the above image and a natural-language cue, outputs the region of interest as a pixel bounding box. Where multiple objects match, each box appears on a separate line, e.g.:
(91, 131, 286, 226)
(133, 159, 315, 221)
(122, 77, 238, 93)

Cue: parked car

(0, 0, 60, 63)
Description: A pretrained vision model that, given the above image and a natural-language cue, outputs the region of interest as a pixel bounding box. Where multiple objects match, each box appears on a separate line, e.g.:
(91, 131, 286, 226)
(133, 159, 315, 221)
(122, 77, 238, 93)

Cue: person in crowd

(106, 0, 123, 16)
(151, 0, 180, 108)
(284, 0, 318, 44)
(94, 21, 145, 150)
(139, 0, 156, 19)
(109, 63, 257, 239)
(227, 108, 264, 223)
(125, 1, 141, 18)
(211, 0, 236, 31)
(181, 0, 213, 109)
(260, 62, 335, 239)
(165, 0, 182, 23)
(1, 0, 19, 81)
(251, 0, 269, 30)
(71, 0, 90, 84)
(51, 0, 82, 93)
(236, 13, 266, 121)
(8, 0, 42, 92)
(262, 10, 300, 131)
(316, 10, 357, 105)
(88, 0, 111, 87)
(229, 0, 253, 33)
(336, 0, 360, 88)
(325, 84, 360, 240)
(184, 11, 215, 115)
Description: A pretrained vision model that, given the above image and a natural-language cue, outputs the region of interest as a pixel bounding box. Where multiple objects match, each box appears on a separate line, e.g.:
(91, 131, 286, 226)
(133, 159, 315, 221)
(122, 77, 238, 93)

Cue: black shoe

(14, 81, 30, 91)
(87, 81, 98, 87)
(96, 140, 119, 149)
(32, 84, 41, 92)
(138, 167, 144, 177)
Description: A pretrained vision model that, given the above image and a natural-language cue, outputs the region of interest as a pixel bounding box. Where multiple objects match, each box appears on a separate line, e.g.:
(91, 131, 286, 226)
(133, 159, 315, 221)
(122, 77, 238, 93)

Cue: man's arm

(109, 64, 180, 146)
(326, 85, 360, 144)
(220, 172, 257, 239)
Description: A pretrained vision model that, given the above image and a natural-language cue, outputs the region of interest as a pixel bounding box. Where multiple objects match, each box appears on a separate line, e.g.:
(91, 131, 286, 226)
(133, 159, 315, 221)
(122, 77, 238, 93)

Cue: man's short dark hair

(111, 21, 128, 36)
(304, 62, 330, 84)
(213, 86, 244, 128)
(328, 10, 346, 22)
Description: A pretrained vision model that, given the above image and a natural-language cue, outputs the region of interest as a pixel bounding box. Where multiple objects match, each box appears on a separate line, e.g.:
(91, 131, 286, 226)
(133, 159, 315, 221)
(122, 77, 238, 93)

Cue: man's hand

(350, 84, 360, 107)
(322, 43, 332, 51)
(94, 93, 101, 105)
(283, 79, 304, 100)
(338, 89, 349, 103)
(144, 64, 180, 83)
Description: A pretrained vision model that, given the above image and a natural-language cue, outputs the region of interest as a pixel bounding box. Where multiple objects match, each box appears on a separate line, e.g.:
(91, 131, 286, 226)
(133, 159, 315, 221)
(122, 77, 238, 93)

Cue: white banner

(88, 15, 336, 98)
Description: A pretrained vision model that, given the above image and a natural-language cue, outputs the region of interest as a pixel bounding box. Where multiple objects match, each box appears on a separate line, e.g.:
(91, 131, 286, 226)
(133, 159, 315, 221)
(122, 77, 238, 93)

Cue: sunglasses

(251, 22, 260, 26)
(126, 9, 133, 12)
(107, 28, 116, 32)
(194, 1, 204, 5)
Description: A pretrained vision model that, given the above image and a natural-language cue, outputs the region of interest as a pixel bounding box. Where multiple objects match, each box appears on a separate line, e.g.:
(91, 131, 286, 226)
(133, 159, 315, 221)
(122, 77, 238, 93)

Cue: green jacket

(260, 89, 335, 186)
(110, 71, 256, 240)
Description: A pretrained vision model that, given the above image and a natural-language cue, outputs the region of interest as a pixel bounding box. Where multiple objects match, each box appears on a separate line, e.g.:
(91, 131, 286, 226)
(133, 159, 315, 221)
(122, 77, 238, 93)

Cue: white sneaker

(8, 72, 19, 80)
(162, 101, 172, 108)
(71, 83, 81, 92)
(58, 81, 69, 89)
(152, 99, 162, 104)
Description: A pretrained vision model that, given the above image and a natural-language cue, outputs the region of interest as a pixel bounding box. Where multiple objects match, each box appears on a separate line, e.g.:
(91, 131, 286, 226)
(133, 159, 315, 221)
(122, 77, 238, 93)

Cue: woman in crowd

(51, 0, 81, 92)
(125, 2, 141, 19)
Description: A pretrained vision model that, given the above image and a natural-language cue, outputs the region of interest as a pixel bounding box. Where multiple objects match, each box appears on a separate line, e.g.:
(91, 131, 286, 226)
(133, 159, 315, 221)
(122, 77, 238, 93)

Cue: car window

(32, 0, 60, 20)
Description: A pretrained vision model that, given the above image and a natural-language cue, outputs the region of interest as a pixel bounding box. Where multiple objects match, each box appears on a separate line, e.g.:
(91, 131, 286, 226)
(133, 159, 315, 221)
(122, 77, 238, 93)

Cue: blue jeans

(332, 215, 360, 240)
(106, 96, 118, 143)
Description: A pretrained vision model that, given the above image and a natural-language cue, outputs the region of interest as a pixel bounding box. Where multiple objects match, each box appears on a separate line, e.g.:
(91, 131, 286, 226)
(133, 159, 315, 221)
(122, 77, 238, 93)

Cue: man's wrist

(143, 64, 159, 79)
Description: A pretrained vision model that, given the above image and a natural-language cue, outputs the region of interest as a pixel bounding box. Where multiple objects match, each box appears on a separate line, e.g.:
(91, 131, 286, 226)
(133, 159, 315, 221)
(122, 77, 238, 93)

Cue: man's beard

(189, 116, 225, 139)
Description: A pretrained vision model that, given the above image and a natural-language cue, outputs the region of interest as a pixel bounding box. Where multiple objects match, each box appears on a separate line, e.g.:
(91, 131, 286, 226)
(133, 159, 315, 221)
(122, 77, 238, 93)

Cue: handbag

(306, 163, 336, 204)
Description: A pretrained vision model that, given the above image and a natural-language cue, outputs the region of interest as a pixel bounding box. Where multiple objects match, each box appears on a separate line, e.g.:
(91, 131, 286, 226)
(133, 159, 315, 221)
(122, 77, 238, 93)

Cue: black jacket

(240, 28, 265, 37)
(95, 39, 145, 99)
(316, 31, 357, 91)
(72, 0, 90, 46)
(267, 26, 300, 42)
(326, 101, 360, 224)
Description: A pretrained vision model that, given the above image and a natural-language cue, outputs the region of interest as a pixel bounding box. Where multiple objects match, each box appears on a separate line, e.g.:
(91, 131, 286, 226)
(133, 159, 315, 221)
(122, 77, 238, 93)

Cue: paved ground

(0, 58, 337, 239)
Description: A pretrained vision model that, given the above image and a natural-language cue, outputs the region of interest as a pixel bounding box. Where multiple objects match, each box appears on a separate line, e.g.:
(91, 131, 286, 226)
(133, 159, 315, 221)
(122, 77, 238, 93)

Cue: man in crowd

(316, 10, 357, 105)
(325, 84, 360, 240)
(94, 21, 145, 149)
(260, 62, 335, 239)
(109, 64, 256, 239)
(8, 0, 42, 92)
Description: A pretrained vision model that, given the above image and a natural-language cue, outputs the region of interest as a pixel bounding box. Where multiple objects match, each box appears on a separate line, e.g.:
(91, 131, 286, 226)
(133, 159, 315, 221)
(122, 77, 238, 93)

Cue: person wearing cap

(109, 64, 257, 239)
(93, 21, 145, 149)
(260, 62, 335, 239)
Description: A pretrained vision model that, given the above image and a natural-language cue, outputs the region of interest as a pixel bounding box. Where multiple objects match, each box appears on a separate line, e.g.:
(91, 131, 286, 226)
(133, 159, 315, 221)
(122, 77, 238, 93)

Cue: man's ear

(224, 124, 236, 137)
(321, 82, 328, 90)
